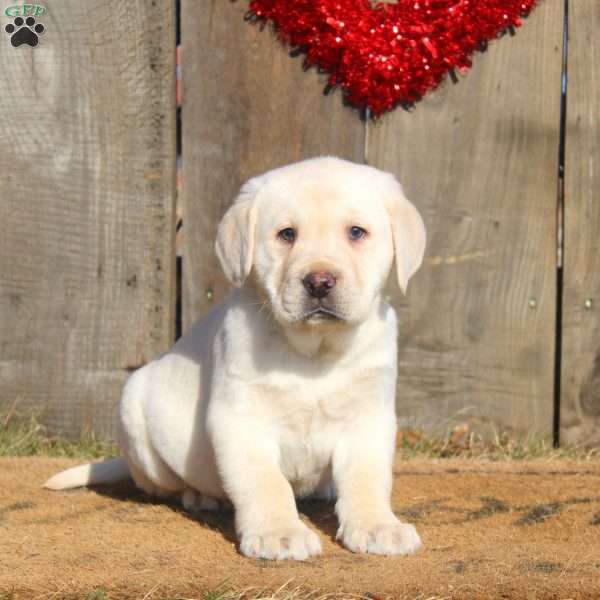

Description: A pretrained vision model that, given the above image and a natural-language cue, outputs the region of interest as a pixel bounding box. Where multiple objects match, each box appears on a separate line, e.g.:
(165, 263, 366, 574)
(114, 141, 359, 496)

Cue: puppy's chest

(277, 405, 338, 489)
(253, 376, 373, 487)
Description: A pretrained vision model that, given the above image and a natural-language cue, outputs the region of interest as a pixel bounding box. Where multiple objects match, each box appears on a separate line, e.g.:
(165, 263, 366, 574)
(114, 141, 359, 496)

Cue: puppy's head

(216, 157, 426, 328)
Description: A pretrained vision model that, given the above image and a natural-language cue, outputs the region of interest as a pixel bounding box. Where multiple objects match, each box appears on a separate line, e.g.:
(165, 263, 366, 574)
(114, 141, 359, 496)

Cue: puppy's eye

(277, 227, 296, 244)
(348, 226, 367, 241)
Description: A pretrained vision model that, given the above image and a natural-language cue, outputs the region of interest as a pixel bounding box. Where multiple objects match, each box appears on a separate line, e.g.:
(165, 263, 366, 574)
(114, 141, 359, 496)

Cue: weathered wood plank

(561, 2, 600, 445)
(368, 1, 562, 436)
(180, 0, 365, 328)
(0, 1, 176, 438)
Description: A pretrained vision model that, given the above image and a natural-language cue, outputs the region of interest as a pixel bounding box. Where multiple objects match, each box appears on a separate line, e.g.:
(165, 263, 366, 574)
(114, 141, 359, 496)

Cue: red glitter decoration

(247, 0, 539, 116)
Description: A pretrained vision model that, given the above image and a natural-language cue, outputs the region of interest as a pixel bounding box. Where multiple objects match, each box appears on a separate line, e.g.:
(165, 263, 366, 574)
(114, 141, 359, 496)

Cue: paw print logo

(5, 16, 45, 47)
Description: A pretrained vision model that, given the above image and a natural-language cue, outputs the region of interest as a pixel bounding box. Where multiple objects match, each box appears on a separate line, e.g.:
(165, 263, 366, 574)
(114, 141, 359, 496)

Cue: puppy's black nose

(303, 272, 336, 298)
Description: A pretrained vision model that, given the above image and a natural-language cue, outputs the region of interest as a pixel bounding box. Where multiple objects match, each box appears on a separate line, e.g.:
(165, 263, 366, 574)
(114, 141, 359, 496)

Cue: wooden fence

(0, 0, 598, 444)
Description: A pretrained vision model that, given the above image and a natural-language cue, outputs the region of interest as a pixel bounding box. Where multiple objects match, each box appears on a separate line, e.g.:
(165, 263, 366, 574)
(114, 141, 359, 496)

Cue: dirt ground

(1, 456, 599, 600)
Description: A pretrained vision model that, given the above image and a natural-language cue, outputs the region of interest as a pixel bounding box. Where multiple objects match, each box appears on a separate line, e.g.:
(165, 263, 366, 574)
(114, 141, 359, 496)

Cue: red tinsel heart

(247, 0, 539, 116)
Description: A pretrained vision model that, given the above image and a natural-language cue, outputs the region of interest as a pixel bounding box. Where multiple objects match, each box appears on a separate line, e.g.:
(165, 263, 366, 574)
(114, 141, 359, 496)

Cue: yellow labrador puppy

(45, 157, 426, 561)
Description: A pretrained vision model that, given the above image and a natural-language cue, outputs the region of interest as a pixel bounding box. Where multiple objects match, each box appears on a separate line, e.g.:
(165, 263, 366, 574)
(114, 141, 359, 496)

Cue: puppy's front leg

(210, 415, 321, 561)
(333, 414, 422, 556)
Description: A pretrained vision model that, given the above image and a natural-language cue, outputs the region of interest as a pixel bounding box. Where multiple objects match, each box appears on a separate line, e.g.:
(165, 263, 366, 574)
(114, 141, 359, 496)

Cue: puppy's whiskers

(254, 299, 275, 324)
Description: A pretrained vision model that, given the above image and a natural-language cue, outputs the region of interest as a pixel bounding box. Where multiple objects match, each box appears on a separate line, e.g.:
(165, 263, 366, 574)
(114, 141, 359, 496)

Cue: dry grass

(198, 586, 449, 600)
(28, 582, 452, 600)
(0, 403, 117, 459)
(396, 424, 600, 462)
(198, 581, 386, 600)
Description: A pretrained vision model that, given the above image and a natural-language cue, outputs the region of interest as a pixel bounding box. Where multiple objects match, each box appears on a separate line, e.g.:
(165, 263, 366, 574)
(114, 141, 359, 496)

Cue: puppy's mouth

(302, 307, 342, 322)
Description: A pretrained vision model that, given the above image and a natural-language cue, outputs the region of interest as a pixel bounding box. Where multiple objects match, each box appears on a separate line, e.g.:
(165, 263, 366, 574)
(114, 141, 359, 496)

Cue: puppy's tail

(43, 457, 131, 490)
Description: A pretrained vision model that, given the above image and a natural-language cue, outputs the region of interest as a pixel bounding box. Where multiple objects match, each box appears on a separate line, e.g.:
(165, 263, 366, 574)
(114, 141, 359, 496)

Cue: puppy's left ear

(215, 178, 261, 287)
(386, 180, 426, 294)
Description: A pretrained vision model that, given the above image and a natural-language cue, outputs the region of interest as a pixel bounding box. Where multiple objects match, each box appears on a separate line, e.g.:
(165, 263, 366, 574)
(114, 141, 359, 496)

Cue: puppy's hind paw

(181, 489, 220, 512)
(338, 520, 422, 556)
(240, 521, 322, 561)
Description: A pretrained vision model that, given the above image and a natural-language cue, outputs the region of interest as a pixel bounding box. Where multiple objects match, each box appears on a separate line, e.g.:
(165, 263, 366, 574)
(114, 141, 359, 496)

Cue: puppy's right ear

(215, 177, 261, 287)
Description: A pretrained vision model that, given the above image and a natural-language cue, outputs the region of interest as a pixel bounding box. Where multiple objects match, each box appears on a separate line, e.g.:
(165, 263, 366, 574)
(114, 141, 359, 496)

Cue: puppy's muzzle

(303, 271, 336, 299)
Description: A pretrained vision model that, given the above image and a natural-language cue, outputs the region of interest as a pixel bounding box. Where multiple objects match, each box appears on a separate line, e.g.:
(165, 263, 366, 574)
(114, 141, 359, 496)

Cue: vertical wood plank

(0, 1, 176, 438)
(181, 0, 365, 328)
(368, 1, 562, 436)
(561, 2, 600, 445)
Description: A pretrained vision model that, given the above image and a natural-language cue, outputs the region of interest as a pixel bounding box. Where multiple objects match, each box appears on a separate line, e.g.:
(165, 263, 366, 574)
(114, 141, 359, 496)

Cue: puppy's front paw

(240, 521, 322, 560)
(338, 520, 422, 555)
